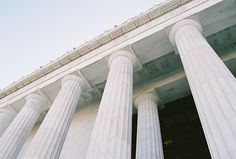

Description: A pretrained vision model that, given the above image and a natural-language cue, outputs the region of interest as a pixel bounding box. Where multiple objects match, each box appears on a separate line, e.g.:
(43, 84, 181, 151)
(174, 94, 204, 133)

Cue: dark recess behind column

(131, 95, 211, 159)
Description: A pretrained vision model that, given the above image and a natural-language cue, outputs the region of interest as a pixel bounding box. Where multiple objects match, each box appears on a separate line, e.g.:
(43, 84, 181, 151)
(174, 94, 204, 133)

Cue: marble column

(134, 92, 164, 159)
(0, 94, 50, 159)
(169, 19, 236, 159)
(0, 107, 17, 137)
(85, 50, 137, 159)
(22, 75, 86, 159)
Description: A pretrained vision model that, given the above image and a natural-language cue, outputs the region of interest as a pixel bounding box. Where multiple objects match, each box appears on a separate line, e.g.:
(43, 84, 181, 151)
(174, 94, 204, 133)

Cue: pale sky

(0, 0, 162, 89)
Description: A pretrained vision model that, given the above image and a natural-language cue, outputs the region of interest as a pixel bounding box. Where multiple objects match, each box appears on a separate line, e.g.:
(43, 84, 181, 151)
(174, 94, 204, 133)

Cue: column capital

(134, 92, 159, 108)
(62, 75, 87, 91)
(169, 19, 203, 46)
(26, 94, 50, 111)
(108, 50, 138, 68)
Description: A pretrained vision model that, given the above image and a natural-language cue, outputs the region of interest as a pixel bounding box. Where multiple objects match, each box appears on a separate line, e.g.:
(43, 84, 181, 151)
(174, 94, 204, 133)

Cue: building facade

(0, 0, 236, 158)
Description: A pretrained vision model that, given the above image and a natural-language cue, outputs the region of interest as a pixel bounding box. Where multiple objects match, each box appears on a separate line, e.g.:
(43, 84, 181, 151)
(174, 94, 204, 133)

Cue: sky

(0, 0, 162, 89)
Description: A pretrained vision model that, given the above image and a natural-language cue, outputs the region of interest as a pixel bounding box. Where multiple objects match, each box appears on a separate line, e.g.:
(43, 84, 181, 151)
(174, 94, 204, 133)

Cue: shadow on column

(131, 95, 211, 159)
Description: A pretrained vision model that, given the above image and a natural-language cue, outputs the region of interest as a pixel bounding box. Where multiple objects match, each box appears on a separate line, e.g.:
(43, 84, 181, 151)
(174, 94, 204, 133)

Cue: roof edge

(0, 0, 193, 99)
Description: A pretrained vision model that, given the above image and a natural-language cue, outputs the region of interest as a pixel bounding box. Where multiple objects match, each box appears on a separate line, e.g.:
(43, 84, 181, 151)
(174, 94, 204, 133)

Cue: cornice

(0, 0, 193, 99)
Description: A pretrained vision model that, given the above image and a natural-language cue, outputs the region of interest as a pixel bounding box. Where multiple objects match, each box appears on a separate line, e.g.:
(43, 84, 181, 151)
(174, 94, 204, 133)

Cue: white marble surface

(17, 103, 98, 159)
(85, 50, 136, 159)
(170, 19, 236, 159)
(22, 75, 86, 159)
(135, 92, 164, 159)
(0, 94, 49, 159)
(0, 107, 17, 137)
(59, 104, 98, 159)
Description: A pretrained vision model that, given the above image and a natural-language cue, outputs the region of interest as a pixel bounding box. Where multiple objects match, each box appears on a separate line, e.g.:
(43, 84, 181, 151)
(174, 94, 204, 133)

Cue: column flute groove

(85, 50, 137, 159)
(169, 19, 236, 159)
(0, 107, 17, 137)
(0, 94, 49, 159)
(135, 92, 164, 159)
(21, 75, 86, 159)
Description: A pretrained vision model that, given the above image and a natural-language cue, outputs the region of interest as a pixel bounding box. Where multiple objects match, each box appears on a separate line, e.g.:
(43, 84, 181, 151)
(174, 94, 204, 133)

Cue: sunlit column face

(0, 94, 49, 159)
(135, 92, 164, 159)
(0, 108, 17, 137)
(21, 75, 86, 159)
(85, 50, 137, 159)
(169, 19, 236, 159)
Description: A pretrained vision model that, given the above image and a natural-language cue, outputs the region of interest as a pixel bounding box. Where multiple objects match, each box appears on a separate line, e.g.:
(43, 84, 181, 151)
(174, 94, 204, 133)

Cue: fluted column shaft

(0, 107, 17, 137)
(85, 50, 137, 159)
(22, 75, 86, 159)
(169, 19, 236, 159)
(0, 94, 49, 159)
(135, 93, 164, 159)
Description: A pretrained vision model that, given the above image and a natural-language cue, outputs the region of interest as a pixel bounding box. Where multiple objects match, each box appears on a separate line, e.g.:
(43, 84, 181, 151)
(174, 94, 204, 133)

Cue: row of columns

(0, 75, 86, 159)
(0, 18, 235, 159)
